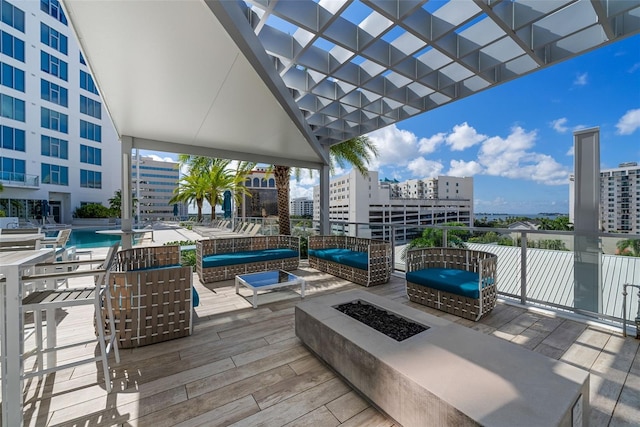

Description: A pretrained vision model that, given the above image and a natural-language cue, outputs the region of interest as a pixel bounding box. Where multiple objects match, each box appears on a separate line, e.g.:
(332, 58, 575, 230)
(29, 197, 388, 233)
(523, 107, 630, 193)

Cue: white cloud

(628, 62, 640, 73)
(445, 122, 486, 151)
(418, 133, 446, 154)
(367, 124, 420, 167)
(407, 157, 443, 178)
(290, 179, 314, 199)
(550, 118, 569, 133)
(566, 146, 574, 156)
(573, 72, 588, 86)
(447, 159, 484, 177)
(477, 126, 569, 185)
(615, 108, 640, 135)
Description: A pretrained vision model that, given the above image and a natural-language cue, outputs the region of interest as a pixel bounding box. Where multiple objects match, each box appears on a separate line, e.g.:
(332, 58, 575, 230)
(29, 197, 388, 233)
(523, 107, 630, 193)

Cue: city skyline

(141, 33, 640, 215)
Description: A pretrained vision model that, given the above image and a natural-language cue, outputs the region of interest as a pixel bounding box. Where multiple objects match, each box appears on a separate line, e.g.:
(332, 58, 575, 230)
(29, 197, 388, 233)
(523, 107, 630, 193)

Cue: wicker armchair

(405, 247, 497, 321)
(103, 245, 193, 348)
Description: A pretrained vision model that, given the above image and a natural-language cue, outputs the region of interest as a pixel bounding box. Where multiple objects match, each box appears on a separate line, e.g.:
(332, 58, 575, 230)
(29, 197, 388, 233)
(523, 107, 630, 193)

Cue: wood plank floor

(16, 261, 640, 426)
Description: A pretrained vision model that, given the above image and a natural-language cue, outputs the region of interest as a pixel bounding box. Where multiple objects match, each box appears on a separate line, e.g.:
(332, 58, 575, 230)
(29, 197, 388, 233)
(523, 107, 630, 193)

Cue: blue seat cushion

(128, 263, 182, 271)
(332, 251, 368, 270)
(192, 288, 200, 307)
(406, 268, 482, 299)
(202, 249, 298, 268)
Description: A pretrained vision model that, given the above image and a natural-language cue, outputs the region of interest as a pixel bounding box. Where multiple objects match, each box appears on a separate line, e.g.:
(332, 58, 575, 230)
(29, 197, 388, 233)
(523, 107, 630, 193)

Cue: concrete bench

(196, 235, 299, 284)
(405, 247, 497, 321)
(308, 236, 391, 287)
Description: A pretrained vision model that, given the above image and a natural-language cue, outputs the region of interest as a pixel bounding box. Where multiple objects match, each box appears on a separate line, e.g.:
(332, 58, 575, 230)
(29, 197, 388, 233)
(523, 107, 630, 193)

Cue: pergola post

(319, 145, 330, 235)
(573, 127, 602, 313)
(120, 136, 133, 249)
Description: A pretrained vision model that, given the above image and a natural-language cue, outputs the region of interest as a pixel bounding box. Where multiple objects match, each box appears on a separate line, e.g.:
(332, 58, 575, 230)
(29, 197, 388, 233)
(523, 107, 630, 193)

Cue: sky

(142, 34, 640, 215)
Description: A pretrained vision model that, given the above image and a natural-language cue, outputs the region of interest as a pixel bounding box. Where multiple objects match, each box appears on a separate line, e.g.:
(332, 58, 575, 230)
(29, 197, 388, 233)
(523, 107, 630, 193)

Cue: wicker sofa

(405, 247, 497, 321)
(196, 235, 300, 284)
(308, 236, 391, 287)
(104, 245, 193, 348)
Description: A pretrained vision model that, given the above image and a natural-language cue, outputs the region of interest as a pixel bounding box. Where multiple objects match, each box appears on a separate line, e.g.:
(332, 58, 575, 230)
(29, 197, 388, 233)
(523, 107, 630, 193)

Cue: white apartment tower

(0, 0, 120, 224)
(570, 162, 640, 234)
(313, 170, 473, 242)
(291, 197, 313, 217)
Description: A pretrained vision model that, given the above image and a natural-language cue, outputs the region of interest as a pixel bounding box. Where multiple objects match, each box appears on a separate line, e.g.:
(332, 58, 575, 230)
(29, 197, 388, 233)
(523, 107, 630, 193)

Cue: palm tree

(170, 173, 210, 222)
(616, 239, 640, 257)
(275, 135, 378, 235)
(173, 156, 253, 222)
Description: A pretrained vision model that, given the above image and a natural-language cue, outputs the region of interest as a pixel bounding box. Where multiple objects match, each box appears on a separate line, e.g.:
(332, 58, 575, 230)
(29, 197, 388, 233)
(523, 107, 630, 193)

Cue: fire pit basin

(295, 290, 589, 427)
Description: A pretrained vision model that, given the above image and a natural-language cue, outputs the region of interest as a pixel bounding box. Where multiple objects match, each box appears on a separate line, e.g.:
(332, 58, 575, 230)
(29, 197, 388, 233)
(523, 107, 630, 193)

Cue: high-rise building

(313, 170, 473, 242)
(291, 197, 313, 217)
(132, 154, 185, 223)
(0, 0, 120, 224)
(571, 162, 640, 234)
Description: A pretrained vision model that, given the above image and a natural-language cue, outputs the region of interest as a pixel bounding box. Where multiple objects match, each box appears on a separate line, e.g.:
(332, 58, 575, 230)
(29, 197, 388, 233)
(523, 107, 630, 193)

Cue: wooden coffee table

(235, 270, 305, 308)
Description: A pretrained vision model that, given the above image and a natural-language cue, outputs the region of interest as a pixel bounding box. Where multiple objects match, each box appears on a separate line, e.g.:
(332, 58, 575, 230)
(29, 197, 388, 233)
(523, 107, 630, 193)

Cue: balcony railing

(0, 172, 39, 187)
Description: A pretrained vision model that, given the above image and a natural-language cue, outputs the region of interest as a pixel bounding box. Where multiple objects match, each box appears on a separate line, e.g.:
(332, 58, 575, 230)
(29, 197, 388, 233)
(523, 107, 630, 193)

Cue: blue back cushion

(202, 249, 298, 268)
(309, 248, 369, 270)
(406, 268, 481, 299)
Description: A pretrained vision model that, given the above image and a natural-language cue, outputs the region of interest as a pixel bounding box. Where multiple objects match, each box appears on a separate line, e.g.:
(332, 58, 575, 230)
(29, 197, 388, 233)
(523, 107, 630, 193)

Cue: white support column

(573, 128, 602, 313)
(318, 145, 330, 235)
(121, 136, 133, 249)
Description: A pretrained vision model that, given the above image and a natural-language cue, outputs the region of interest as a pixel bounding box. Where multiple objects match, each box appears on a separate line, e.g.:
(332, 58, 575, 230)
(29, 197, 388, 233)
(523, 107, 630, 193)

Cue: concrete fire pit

(295, 290, 589, 427)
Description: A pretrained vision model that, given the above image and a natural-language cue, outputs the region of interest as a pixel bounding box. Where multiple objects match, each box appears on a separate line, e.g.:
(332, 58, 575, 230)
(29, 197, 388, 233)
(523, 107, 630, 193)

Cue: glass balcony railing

(278, 218, 639, 333)
(0, 172, 40, 187)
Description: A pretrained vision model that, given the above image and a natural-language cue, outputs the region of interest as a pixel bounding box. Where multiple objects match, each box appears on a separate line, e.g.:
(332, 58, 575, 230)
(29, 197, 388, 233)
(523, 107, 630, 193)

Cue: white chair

(21, 243, 121, 392)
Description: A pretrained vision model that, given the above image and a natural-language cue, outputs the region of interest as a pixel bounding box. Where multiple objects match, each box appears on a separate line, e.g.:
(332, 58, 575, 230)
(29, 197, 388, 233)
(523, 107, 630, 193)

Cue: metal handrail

(622, 284, 640, 338)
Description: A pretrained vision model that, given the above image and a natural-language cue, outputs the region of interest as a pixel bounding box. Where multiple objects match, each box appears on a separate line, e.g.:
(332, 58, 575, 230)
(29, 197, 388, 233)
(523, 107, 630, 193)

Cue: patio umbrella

(173, 203, 179, 218)
(42, 200, 49, 218)
(222, 190, 232, 219)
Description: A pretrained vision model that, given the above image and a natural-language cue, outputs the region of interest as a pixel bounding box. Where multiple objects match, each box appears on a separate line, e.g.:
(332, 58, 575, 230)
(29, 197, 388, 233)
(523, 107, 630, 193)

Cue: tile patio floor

(16, 259, 640, 427)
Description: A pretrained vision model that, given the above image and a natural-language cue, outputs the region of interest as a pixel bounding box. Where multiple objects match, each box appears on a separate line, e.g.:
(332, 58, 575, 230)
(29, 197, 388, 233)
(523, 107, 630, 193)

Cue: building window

(80, 144, 101, 165)
(1, 125, 25, 151)
(40, 51, 68, 81)
(0, 62, 25, 92)
(79, 70, 98, 94)
(79, 95, 101, 119)
(41, 79, 68, 107)
(0, 30, 25, 61)
(253, 178, 259, 187)
(80, 169, 101, 188)
(79, 52, 86, 65)
(40, 0, 67, 25)
(41, 107, 68, 133)
(1, 94, 25, 121)
(40, 22, 67, 54)
(41, 135, 68, 159)
(268, 178, 275, 187)
(41, 162, 68, 185)
(1, 0, 25, 32)
(80, 119, 101, 142)
(1, 156, 26, 181)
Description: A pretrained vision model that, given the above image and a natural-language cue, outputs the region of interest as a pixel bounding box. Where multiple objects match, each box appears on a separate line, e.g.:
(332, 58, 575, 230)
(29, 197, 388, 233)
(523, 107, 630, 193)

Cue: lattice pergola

(242, 0, 640, 146)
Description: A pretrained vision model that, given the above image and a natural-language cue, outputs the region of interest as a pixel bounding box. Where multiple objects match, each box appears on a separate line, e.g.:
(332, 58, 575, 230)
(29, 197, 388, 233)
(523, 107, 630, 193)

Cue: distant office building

(132, 155, 184, 222)
(291, 197, 313, 217)
(313, 170, 473, 242)
(571, 162, 640, 234)
(0, 0, 120, 224)
(236, 167, 278, 218)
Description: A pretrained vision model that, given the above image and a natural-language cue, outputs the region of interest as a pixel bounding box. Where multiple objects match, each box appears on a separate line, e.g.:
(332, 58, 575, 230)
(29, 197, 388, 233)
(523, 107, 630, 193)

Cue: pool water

(44, 228, 137, 249)
(67, 228, 123, 248)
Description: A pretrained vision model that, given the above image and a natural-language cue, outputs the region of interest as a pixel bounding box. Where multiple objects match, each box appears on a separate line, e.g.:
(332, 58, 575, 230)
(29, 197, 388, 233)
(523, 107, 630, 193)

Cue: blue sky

(143, 34, 640, 215)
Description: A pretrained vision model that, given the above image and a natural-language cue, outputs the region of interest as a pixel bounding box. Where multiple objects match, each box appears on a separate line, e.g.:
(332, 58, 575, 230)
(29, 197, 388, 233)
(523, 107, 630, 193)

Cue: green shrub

(73, 203, 114, 218)
(164, 240, 197, 270)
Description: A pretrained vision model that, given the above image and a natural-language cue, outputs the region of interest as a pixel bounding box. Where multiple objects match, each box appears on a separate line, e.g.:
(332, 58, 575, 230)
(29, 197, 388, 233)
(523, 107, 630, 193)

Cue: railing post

(442, 228, 448, 247)
(390, 224, 396, 273)
(520, 231, 527, 305)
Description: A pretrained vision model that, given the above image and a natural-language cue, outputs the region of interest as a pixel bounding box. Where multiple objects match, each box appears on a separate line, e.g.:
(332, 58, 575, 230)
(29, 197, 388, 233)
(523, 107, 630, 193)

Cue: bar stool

(21, 243, 121, 392)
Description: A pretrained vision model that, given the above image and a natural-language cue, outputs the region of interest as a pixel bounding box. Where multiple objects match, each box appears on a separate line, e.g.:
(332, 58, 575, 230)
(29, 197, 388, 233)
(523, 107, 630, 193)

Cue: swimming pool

(66, 228, 123, 248)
